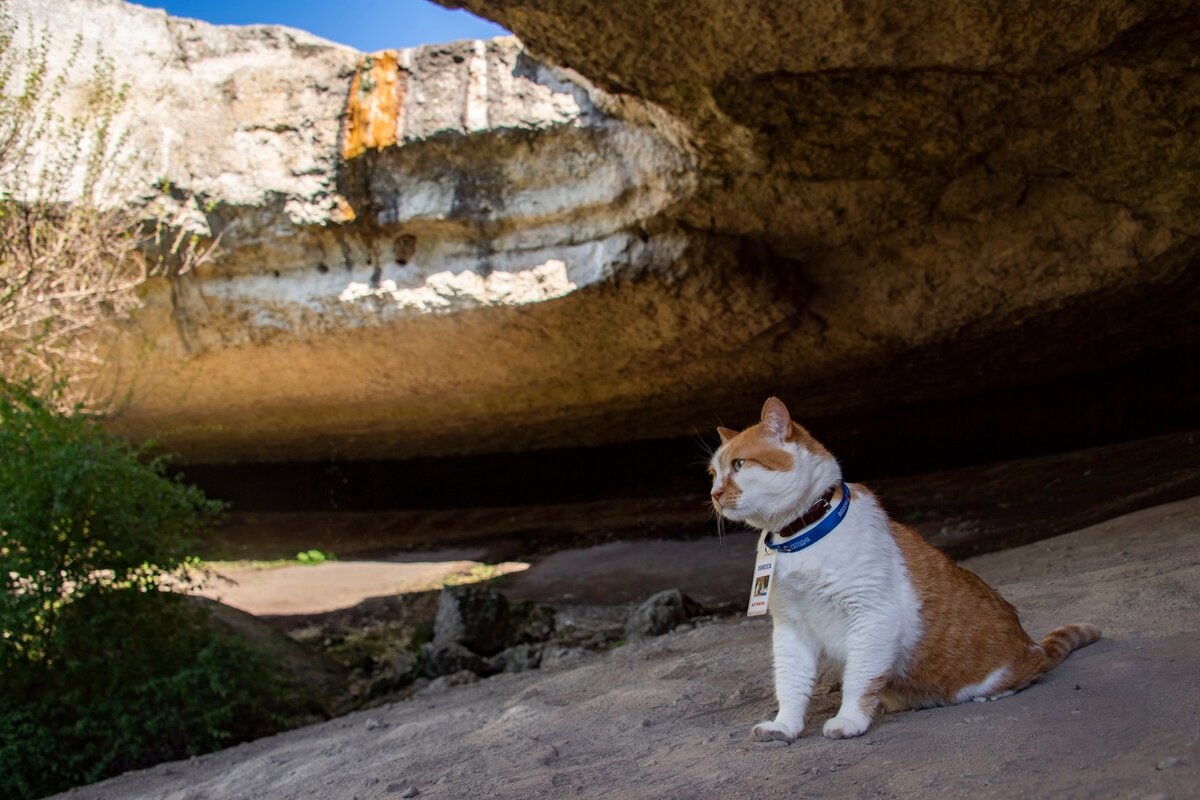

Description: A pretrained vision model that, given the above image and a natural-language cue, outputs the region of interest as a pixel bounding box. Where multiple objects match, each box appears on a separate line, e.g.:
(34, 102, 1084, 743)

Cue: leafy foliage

(0, 5, 294, 794)
(0, 384, 290, 799)
(0, 592, 285, 799)
(0, 382, 221, 658)
(295, 548, 332, 565)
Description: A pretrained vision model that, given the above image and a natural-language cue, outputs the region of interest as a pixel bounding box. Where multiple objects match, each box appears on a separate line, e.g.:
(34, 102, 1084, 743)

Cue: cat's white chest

(769, 552, 854, 660)
(762, 497, 919, 667)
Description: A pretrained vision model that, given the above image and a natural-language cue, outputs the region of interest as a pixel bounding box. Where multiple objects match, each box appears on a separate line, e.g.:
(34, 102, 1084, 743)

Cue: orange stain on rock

(343, 51, 406, 160)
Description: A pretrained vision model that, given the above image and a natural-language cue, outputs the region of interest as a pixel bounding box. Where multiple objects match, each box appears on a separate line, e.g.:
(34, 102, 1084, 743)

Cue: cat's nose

(710, 486, 723, 501)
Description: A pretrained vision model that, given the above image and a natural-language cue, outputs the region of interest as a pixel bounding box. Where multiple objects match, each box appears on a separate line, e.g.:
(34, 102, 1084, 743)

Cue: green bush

(296, 548, 331, 565)
(0, 383, 286, 799)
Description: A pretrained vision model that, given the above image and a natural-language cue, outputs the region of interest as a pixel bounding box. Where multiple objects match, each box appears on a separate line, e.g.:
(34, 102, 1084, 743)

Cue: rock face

(433, 585, 513, 656)
(193, 597, 349, 717)
(48, 499, 1200, 800)
(428, 585, 558, 677)
(10, 0, 1198, 462)
(624, 589, 703, 639)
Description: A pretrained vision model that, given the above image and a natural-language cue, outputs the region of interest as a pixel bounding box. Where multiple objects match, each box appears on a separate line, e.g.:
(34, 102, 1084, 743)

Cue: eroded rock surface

(51, 498, 1200, 800)
(624, 589, 703, 639)
(9, 0, 1198, 461)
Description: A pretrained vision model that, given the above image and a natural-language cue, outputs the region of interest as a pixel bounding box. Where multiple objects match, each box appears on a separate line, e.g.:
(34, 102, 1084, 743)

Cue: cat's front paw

(752, 720, 799, 744)
(822, 714, 870, 739)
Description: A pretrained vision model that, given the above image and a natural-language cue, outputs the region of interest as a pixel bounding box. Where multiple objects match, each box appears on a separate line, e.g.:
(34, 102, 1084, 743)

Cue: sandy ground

(193, 548, 532, 616)
(57, 497, 1200, 800)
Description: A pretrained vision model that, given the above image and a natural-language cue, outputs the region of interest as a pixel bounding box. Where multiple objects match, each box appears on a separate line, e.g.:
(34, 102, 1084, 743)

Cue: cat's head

(708, 397, 842, 529)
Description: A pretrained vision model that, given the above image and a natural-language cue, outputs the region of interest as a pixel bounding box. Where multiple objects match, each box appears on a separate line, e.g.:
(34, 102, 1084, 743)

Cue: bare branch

(0, 2, 219, 409)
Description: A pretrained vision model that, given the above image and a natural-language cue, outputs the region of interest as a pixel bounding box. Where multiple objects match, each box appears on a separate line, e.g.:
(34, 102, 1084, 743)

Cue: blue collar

(764, 482, 851, 553)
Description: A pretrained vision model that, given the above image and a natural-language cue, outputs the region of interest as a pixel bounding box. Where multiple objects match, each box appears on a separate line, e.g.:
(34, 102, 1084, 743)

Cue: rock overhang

(6, 0, 1197, 463)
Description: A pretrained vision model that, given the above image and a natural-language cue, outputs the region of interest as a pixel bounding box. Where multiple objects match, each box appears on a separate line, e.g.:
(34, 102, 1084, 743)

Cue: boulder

(510, 601, 557, 644)
(420, 642, 485, 679)
(485, 642, 545, 674)
(623, 589, 703, 639)
(365, 650, 419, 698)
(192, 597, 350, 716)
(433, 585, 513, 657)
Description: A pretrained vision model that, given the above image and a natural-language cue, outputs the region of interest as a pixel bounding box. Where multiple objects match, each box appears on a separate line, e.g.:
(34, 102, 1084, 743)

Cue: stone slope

(54, 497, 1200, 799)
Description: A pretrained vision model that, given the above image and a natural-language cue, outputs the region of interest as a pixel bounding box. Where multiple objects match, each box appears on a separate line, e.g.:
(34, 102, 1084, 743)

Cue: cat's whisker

(704, 498, 729, 542)
(691, 427, 716, 459)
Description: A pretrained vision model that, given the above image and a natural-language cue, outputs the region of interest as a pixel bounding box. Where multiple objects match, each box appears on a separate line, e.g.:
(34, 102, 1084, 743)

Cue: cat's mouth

(713, 500, 748, 521)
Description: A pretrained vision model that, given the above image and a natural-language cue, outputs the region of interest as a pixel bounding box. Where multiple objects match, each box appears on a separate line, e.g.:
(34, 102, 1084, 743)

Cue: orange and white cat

(709, 397, 1099, 741)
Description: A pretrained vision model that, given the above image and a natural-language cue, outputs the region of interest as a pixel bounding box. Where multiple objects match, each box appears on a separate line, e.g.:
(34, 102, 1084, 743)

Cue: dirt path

(57, 497, 1200, 800)
(193, 548, 520, 616)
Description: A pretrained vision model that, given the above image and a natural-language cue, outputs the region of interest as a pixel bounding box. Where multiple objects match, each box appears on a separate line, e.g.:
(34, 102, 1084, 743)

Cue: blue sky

(134, 1, 511, 51)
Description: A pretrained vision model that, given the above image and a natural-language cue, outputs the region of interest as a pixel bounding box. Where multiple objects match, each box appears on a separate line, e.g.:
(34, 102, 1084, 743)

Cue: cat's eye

(732, 459, 745, 471)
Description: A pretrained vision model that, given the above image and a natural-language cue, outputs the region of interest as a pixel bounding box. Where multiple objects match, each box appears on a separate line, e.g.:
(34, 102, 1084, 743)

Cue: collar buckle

(777, 485, 837, 539)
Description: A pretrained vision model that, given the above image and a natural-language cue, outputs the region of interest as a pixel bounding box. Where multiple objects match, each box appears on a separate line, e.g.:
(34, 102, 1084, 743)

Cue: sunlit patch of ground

(190, 553, 528, 616)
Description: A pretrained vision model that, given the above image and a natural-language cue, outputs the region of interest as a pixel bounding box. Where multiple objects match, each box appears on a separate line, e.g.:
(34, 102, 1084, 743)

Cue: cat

(709, 397, 1100, 741)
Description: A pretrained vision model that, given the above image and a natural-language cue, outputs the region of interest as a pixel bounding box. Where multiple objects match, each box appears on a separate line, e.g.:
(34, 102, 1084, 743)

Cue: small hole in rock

(394, 234, 417, 265)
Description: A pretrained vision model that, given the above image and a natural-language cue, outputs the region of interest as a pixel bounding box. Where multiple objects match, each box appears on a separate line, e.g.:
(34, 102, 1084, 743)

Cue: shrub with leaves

(0, 382, 221, 656)
(0, 383, 291, 799)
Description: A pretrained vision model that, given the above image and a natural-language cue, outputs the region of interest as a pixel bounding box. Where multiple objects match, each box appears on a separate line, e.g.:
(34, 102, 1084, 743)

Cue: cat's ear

(717, 426, 738, 444)
(760, 396, 793, 441)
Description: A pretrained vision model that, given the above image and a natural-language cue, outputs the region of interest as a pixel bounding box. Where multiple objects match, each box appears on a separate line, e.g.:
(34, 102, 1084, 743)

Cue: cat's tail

(1039, 623, 1101, 671)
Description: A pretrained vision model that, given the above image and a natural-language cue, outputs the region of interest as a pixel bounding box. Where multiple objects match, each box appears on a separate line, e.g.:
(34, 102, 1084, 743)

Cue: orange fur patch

(1040, 623, 1101, 669)
(859, 674, 890, 718)
(884, 518, 1048, 705)
(718, 425, 796, 473)
(788, 422, 834, 461)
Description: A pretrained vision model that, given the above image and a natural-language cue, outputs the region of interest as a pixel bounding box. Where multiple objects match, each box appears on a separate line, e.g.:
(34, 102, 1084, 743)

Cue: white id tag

(746, 534, 777, 617)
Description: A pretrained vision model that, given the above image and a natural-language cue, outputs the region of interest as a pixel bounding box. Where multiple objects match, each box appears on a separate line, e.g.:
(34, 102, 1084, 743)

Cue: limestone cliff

(10, 0, 1198, 462)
